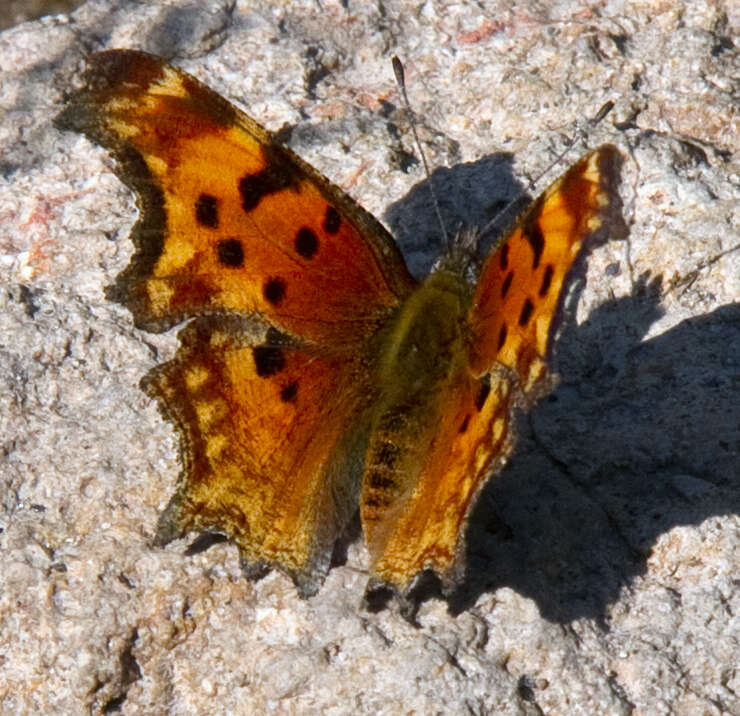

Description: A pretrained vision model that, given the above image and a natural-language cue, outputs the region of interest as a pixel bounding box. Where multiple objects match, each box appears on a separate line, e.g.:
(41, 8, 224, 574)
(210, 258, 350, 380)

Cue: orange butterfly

(56, 50, 624, 600)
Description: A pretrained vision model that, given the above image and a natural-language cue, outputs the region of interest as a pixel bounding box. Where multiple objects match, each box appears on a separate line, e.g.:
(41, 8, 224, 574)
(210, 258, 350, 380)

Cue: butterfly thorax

(376, 267, 472, 405)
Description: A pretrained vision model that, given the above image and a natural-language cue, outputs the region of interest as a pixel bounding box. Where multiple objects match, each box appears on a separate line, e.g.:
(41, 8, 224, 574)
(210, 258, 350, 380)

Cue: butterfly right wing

(361, 146, 625, 597)
(56, 50, 416, 343)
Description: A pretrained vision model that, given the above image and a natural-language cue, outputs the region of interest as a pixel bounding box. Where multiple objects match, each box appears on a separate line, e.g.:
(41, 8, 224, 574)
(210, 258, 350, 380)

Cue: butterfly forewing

(56, 50, 415, 344)
(469, 146, 624, 390)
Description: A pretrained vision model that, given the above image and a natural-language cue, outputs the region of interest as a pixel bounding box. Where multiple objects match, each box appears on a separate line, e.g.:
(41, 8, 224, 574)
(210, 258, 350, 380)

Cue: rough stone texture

(1, 1, 738, 713)
(0, 0, 83, 32)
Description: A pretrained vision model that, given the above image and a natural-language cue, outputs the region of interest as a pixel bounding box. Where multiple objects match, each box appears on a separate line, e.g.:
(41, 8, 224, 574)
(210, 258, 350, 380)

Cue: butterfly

(56, 50, 624, 601)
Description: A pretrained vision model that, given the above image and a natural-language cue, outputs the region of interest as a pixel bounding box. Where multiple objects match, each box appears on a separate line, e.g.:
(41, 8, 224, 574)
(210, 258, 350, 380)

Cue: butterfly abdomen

(361, 269, 473, 550)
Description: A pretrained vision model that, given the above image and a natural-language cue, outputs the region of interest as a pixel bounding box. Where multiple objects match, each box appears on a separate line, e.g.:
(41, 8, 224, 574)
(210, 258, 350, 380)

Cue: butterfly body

(376, 266, 470, 402)
(56, 50, 624, 600)
(363, 264, 472, 570)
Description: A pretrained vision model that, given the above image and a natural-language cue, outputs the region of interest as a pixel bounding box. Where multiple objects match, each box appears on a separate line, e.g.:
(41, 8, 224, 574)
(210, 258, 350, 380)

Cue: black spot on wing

(323, 206, 341, 234)
(239, 163, 294, 212)
(522, 199, 545, 269)
(195, 194, 218, 228)
(252, 344, 285, 377)
(280, 381, 298, 403)
(501, 271, 513, 298)
(217, 238, 244, 267)
(295, 227, 318, 258)
(475, 375, 491, 412)
(499, 243, 509, 270)
(518, 298, 534, 327)
(498, 323, 507, 351)
(263, 277, 286, 305)
(539, 265, 554, 297)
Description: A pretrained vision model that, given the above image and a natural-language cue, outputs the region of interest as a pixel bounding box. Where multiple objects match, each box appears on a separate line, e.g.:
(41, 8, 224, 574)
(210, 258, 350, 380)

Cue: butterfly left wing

(469, 146, 624, 387)
(362, 146, 625, 595)
(55, 50, 416, 595)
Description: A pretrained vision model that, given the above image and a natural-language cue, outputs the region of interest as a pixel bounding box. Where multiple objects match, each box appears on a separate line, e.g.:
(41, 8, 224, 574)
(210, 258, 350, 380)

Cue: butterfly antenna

(663, 242, 740, 297)
(392, 56, 451, 250)
(478, 100, 616, 243)
(528, 100, 615, 190)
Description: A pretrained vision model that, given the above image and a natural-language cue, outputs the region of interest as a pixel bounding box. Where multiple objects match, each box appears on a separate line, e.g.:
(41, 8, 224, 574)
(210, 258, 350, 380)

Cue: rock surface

(1, 0, 738, 713)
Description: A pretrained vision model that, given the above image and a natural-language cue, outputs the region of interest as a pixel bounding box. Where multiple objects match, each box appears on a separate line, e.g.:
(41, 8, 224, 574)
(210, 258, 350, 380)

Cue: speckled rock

(1, 1, 738, 713)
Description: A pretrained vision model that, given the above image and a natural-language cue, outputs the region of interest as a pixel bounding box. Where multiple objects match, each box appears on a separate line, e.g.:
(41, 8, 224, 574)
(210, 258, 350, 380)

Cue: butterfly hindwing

(362, 367, 516, 592)
(148, 318, 372, 595)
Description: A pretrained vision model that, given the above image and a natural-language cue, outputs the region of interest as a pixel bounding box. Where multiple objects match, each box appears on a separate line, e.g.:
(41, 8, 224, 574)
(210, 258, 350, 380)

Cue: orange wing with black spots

(147, 318, 372, 595)
(362, 368, 517, 593)
(360, 146, 624, 596)
(56, 50, 415, 343)
(469, 146, 624, 390)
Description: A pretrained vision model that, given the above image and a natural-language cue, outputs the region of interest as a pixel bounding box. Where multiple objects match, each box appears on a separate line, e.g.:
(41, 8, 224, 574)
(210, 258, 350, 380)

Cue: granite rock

(0, 1, 738, 713)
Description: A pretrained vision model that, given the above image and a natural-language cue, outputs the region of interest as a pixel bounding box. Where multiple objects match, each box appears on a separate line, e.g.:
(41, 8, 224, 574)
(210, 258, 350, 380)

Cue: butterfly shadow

(384, 152, 521, 278)
(453, 289, 739, 623)
(384, 154, 740, 623)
